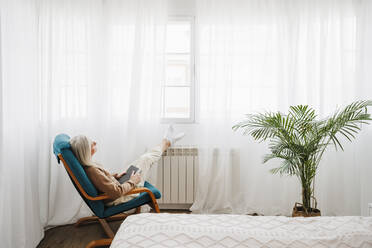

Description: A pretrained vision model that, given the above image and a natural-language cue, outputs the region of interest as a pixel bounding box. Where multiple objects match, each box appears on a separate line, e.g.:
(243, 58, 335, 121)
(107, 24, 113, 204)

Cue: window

(58, 20, 89, 120)
(162, 17, 195, 123)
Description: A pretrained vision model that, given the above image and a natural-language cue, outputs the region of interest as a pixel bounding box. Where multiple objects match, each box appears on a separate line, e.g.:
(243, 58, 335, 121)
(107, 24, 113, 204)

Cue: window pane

(162, 18, 194, 122)
(163, 86, 190, 118)
(166, 54, 190, 85)
(166, 22, 190, 53)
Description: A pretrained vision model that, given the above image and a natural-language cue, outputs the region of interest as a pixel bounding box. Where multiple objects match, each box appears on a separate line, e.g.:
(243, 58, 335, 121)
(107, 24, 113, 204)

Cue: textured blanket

(111, 213, 372, 247)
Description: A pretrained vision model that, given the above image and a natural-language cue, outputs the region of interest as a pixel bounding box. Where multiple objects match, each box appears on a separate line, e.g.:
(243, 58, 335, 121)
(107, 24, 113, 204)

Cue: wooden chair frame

(58, 154, 160, 248)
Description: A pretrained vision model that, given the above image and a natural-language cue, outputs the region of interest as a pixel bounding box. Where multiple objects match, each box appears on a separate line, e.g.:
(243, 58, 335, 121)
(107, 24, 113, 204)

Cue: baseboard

(159, 203, 192, 210)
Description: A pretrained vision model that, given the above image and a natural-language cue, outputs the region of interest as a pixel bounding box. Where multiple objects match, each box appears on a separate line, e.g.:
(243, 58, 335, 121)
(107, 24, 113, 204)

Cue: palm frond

(233, 100, 372, 213)
(321, 100, 372, 150)
(233, 100, 372, 180)
(233, 112, 290, 141)
(270, 159, 298, 176)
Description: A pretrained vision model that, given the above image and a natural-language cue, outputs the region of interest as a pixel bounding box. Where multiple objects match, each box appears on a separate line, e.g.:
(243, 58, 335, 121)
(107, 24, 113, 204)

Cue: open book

(118, 165, 140, 184)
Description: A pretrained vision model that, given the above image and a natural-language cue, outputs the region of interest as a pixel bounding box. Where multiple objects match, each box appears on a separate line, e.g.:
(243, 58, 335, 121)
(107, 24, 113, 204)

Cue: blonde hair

(70, 135, 99, 167)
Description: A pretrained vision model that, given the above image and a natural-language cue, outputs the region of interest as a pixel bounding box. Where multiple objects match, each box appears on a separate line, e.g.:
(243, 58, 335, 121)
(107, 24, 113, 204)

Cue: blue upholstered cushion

(61, 149, 106, 218)
(53, 134, 162, 219)
(53, 133, 71, 163)
(53, 134, 105, 217)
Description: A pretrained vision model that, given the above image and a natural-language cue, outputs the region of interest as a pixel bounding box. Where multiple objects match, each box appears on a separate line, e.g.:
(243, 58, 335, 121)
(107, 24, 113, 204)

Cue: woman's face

(91, 141, 97, 156)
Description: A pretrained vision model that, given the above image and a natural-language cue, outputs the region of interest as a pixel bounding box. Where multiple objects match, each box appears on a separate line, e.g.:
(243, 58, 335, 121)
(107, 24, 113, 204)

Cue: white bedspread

(111, 213, 372, 248)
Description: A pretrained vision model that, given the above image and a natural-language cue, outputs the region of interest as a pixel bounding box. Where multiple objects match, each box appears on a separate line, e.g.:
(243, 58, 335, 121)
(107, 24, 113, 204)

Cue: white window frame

(161, 15, 195, 124)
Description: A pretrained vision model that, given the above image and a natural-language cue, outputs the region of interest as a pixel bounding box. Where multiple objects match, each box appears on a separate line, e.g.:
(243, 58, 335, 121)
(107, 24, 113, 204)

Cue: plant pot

(292, 202, 321, 217)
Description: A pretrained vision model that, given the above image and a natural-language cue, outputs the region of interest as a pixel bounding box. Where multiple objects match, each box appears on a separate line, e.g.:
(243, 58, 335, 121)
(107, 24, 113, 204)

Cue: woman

(70, 125, 184, 206)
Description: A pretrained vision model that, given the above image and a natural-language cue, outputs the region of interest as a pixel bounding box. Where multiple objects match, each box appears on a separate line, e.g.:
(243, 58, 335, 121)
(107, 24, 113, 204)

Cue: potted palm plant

(233, 101, 372, 217)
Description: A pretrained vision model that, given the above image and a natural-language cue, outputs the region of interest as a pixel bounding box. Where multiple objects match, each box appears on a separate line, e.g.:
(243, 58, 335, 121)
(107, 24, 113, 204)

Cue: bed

(110, 213, 372, 248)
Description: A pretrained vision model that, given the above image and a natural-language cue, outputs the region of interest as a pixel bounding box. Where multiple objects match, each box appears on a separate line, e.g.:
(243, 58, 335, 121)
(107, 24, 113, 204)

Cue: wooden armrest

(126, 187, 160, 213)
(125, 187, 153, 196)
(89, 194, 110, 201)
(125, 187, 161, 213)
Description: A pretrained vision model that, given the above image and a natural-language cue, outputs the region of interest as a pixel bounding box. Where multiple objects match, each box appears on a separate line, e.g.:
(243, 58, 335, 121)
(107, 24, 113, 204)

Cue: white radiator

(156, 147, 198, 210)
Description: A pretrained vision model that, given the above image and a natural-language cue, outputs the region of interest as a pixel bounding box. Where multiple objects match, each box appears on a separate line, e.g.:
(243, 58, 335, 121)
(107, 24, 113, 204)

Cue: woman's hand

(113, 172, 126, 179)
(130, 171, 141, 185)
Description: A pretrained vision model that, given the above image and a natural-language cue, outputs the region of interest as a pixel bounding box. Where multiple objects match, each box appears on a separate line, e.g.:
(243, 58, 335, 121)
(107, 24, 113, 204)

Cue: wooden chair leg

(106, 213, 128, 222)
(79, 197, 159, 247)
(76, 213, 128, 228)
(75, 216, 99, 227)
(153, 201, 160, 213)
(148, 199, 160, 213)
(135, 206, 141, 214)
(98, 219, 114, 239)
(86, 238, 112, 248)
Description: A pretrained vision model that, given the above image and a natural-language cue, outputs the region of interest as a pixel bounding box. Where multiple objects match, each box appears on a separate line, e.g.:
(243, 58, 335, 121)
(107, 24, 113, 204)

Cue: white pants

(108, 146, 162, 206)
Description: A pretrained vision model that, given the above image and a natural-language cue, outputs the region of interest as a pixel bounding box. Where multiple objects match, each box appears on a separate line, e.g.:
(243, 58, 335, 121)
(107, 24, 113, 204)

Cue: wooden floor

(37, 210, 190, 248)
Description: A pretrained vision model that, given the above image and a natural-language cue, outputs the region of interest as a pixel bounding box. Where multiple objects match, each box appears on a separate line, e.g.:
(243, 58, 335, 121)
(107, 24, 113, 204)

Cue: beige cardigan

(84, 165, 135, 205)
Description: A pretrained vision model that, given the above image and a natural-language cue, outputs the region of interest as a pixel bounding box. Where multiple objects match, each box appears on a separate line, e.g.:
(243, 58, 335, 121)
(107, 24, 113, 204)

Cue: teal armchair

(53, 134, 161, 248)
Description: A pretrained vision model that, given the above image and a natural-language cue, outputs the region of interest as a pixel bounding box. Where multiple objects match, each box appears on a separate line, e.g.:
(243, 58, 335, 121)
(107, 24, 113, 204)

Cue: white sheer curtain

(2, 0, 372, 247)
(0, 0, 44, 247)
(1, 0, 167, 247)
(38, 0, 167, 226)
(191, 0, 372, 216)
